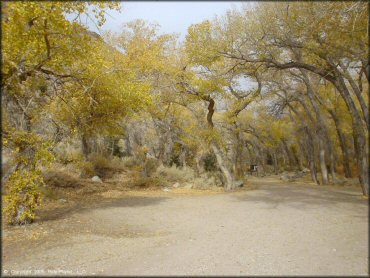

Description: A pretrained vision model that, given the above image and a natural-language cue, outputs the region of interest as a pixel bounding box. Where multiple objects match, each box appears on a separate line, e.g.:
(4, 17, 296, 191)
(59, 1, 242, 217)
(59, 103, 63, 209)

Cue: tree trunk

(81, 134, 90, 159)
(194, 152, 204, 177)
(268, 57, 368, 195)
(328, 109, 352, 178)
(318, 137, 329, 184)
(339, 62, 369, 128)
(179, 145, 187, 168)
(303, 127, 320, 185)
(205, 96, 234, 191)
(291, 145, 303, 170)
(329, 148, 336, 183)
(125, 136, 132, 156)
(334, 76, 369, 196)
(281, 139, 295, 169)
(211, 142, 234, 191)
(299, 70, 336, 185)
(232, 124, 243, 178)
(273, 152, 278, 174)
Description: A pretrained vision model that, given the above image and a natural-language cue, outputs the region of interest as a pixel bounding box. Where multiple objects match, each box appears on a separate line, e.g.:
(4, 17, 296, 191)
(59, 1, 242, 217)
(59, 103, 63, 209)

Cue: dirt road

(2, 177, 368, 276)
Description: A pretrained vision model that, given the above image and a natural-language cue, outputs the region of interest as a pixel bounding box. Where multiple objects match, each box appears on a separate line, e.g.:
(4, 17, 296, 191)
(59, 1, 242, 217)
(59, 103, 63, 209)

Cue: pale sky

(87, 1, 247, 40)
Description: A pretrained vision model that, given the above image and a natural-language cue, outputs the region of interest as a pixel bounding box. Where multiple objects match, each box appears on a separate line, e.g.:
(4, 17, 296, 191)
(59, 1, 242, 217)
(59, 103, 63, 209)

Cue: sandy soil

(2, 176, 368, 276)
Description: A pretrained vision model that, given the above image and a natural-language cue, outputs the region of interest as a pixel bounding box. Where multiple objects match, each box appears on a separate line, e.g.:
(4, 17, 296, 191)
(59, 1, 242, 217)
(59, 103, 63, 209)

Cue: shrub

(203, 153, 218, 171)
(142, 158, 160, 177)
(78, 153, 126, 179)
(43, 169, 85, 188)
(2, 129, 54, 225)
(154, 165, 195, 183)
(77, 161, 95, 178)
(4, 170, 43, 225)
(54, 142, 83, 164)
(121, 156, 139, 168)
(130, 176, 162, 188)
(192, 171, 223, 189)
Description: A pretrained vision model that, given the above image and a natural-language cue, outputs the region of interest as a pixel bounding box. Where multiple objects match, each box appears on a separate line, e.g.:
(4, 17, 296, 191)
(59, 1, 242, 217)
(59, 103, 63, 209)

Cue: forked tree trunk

(205, 96, 234, 191)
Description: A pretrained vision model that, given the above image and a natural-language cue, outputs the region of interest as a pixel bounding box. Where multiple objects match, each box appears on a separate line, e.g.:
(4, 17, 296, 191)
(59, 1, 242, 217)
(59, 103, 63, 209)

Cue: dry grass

(87, 154, 126, 179)
(43, 170, 88, 188)
(154, 165, 195, 183)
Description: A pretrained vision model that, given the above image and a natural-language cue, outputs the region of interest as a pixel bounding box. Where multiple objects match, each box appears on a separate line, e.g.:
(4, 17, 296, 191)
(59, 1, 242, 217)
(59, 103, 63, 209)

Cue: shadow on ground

(37, 196, 168, 222)
(233, 185, 367, 211)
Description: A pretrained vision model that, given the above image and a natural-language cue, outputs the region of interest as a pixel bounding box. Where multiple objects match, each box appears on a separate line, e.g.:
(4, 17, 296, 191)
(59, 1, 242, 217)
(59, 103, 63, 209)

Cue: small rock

(301, 168, 310, 173)
(59, 198, 67, 203)
(163, 187, 171, 192)
(91, 176, 102, 183)
(172, 182, 180, 188)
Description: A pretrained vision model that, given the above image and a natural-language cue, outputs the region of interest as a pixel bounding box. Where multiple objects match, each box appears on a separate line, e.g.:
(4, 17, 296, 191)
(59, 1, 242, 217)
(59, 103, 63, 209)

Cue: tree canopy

(2, 1, 368, 224)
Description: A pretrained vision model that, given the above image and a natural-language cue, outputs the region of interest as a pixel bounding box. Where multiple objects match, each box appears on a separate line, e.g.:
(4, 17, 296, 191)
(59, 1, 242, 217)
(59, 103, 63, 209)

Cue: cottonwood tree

(199, 2, 368, 195)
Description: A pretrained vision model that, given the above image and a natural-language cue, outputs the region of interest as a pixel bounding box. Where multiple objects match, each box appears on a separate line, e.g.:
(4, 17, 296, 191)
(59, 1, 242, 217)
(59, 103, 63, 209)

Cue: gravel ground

(2, 176, 368, 276)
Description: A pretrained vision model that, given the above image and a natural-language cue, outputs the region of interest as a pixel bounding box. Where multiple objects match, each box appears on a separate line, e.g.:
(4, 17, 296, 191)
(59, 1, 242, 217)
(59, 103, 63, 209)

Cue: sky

(88, 1, 247, 40)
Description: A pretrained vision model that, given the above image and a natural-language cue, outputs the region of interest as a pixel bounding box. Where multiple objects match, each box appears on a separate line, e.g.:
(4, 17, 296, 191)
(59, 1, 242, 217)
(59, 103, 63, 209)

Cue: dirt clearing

(2, 176, 368, 276)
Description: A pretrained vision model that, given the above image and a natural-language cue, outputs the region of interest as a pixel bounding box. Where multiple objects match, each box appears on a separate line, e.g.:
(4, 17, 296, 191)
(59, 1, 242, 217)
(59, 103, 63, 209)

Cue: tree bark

(303, 132, 319, 185)
(273, 152, 278, 174)
(205, 96, 234, 191)
(291, 145, 303, 170)
(296, 86, 329, 185)
(179, 145, 187, 168)
(211, 142, 234, 190)
(288, 106, 320, 185)
(281, 139, 295, 169)
(329, 147, 336, 182)
(81, 134, 90, 159)
(194, 152, 204, 177)
(334, 75, 368, 196)
(327, 109, 352, 178)
(318, 137, 329, 184)
(339, 62, 369, 128)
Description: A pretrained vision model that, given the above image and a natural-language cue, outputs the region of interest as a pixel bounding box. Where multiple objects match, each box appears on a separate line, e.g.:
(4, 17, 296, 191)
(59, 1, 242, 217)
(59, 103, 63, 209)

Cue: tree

(203, 2, 368, 195)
